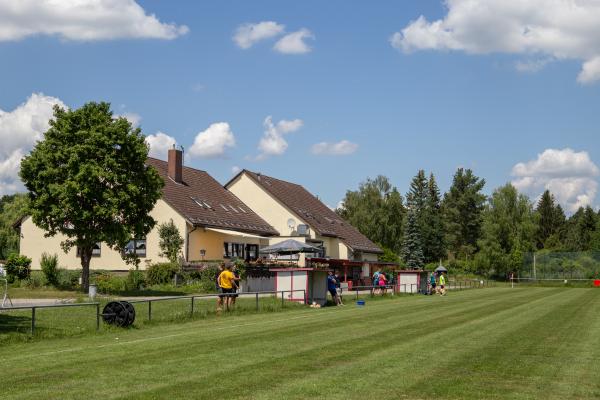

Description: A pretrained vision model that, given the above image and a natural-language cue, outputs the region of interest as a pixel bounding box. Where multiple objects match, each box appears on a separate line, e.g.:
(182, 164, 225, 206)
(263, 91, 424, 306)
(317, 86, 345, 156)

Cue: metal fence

(521, 251, 600, 280)
(0, 289, 306, 337)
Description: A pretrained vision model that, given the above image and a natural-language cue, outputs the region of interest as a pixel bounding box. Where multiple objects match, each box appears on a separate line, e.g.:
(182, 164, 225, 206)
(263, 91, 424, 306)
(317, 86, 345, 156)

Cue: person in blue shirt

(327, 271, 342, 306)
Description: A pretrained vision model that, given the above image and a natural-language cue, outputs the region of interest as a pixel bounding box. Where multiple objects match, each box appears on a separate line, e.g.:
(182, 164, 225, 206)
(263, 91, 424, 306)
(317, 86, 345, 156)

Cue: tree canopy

(19, 102, 163, 290)
(338, 175, 405, 255)
(442, 168, 486, 259)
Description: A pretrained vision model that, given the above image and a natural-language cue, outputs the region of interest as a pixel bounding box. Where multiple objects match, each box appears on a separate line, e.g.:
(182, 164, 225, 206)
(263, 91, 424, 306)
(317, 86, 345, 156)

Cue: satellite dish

(287, 218, 296, 230)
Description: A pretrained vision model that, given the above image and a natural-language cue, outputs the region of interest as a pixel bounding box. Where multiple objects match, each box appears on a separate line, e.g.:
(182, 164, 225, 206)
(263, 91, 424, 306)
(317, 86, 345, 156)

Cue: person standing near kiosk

(439, 272, 446, 296)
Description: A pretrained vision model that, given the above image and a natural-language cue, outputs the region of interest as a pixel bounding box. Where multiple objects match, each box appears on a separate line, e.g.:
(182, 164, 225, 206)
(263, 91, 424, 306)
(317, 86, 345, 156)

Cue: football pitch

(2, 287, 599, 399)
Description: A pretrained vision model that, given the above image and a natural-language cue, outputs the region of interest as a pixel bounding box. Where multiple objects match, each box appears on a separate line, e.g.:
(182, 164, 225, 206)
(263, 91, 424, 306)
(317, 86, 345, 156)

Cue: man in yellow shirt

(218, 264, 239, 310)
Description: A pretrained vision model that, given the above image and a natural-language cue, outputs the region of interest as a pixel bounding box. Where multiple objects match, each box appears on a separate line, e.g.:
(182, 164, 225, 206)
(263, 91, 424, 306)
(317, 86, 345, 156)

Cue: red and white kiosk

(396, 270, 428, 294)
(270, 268, 330, 305)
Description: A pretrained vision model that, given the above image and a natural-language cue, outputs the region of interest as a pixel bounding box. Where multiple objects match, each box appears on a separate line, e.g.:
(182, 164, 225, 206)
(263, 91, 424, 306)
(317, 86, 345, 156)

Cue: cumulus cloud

(0, 0, 188, 42)
(233, 21, 285, 49)
(256, 116, 303, 160)
(391, 0, 600, 83)
(511, 148, 600, 213)
(189, 122, 236, 159)
(145, 131, 176, 160)
(0, 93, 65, 195)
(273, 29, 314, 54)
(116, 112, 142, 127)
(311, 140, 358, 156)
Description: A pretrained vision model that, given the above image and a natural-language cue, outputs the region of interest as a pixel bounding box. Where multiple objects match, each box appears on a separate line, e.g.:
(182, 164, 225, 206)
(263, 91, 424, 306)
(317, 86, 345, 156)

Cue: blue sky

(0, 0, 599, 212)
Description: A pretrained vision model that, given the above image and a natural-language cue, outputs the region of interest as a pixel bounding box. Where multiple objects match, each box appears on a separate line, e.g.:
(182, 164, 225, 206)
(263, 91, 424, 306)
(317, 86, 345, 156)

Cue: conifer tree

(442, 168, 486, 258)
(423, 173, 445, 262)
(535, 190, 565, 249)
(402, 209, 424, 269)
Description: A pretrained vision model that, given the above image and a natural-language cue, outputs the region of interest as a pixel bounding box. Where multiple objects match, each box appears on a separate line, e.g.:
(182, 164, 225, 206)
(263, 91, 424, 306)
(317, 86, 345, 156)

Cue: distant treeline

(337, 169, 600, 278)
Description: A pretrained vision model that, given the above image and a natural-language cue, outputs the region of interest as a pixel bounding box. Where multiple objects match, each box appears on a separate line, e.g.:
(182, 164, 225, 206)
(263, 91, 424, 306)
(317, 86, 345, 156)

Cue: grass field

(2, 287, 599, 399)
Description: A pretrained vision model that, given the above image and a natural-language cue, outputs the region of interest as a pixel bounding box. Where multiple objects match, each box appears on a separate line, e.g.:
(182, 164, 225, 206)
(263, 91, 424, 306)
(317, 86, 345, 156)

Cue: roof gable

(235, 170, 381, 253)
(146, 158, 278, 236)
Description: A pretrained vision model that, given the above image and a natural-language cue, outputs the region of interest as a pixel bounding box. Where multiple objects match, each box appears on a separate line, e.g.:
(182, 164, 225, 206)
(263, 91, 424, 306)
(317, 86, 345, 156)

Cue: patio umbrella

(259, 239, 322, 255)
(434, 265, 448, 273)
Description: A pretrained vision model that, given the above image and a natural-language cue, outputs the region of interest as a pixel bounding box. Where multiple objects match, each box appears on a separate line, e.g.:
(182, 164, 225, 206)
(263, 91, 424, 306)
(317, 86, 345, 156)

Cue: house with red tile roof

(226, 170, 384, 279)
(17, 148, 278, 270)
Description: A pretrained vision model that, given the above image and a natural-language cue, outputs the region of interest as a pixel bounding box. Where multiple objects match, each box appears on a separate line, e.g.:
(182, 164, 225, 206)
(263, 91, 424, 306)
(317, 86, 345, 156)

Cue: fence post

(281, 291, 284, 308)
(96, 303, 100, 331)
(303, 289, 306, 305)
(31, 307, 36, 336)
(356, 289, 359, 300)
(148, 301, 152, 321)
(190, 297, 194, 317)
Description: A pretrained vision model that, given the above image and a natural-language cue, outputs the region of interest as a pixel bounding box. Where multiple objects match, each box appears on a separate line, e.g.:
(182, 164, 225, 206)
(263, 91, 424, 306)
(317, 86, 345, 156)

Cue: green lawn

(1, 287, 599, 399)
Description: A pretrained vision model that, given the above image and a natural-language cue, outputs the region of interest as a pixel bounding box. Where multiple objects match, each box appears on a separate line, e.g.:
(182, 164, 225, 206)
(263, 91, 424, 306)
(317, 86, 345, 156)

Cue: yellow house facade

(17, 149, 278, 270)
(226, 170, 382, 267)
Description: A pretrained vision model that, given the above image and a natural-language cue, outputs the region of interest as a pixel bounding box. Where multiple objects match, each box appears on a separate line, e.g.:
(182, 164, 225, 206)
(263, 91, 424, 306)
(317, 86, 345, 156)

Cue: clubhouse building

(16, 148, 384, 281)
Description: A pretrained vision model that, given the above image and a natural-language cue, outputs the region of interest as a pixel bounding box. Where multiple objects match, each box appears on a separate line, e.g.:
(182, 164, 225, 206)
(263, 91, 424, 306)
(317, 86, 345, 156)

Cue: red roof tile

(234, 171, 382, 254)
(146, 158, 278, 236)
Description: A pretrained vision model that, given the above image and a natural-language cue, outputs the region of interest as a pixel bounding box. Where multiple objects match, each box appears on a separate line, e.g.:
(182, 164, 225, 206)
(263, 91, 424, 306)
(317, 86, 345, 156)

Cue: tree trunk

(80, 247, 92, 293)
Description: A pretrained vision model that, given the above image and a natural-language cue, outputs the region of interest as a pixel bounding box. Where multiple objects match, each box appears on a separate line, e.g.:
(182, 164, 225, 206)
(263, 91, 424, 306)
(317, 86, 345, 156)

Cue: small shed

(396, 270, 428, 294)
(270, 268, 330, 305)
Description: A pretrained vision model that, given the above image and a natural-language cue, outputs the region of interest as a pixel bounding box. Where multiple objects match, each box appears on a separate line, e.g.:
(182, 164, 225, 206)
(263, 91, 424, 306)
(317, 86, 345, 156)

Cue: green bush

(5, 254, 32, 283)
(20, 271, 46, 289)
(95, 273, 126, 294)
(126, 269, 146, 291)
(146, 262, 178, 285)
(57, 269, 80, 289)
(40, 252, 60, 287)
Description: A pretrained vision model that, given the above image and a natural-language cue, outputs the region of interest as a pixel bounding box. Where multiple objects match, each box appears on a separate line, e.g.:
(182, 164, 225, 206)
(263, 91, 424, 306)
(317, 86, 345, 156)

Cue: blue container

(356, 300, 365, 306)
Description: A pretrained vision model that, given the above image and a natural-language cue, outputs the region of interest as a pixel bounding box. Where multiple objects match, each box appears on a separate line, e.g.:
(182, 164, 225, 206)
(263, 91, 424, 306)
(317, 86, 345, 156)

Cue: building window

(223, 242, 245, 259)
(124, 238, 146, 257)
(223, 243, 260, 261)
(246, 244, 258, 261)
(77, 243, 101, 257)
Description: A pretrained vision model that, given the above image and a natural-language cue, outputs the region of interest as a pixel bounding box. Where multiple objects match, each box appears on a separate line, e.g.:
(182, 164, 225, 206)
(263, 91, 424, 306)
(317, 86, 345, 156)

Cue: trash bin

(89, 284, 97, 300)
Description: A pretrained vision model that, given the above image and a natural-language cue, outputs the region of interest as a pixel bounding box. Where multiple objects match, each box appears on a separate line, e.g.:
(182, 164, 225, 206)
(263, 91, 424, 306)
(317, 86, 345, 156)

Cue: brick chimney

(168, 146, 183, 183)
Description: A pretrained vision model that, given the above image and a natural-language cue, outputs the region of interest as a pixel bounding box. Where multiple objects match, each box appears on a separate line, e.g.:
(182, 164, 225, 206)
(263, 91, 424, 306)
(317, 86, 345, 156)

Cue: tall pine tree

(423, 173, 445, 263)
(442, 168, 486, 259)
(402, 208, 424, 269)
(534, 190, 565, 249)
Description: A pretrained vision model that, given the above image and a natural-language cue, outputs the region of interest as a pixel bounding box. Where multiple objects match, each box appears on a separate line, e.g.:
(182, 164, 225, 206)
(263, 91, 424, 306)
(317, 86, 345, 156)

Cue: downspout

(186, 224, 197, 262)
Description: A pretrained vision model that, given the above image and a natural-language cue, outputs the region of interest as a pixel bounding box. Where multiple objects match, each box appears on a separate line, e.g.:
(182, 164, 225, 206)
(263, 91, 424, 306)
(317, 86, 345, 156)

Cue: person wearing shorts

(439, 272, 446, 295)
(327, 271, 341, 306)
(429, 272, 436, 295)
(218, 264, 239, 310)
(378, 273, 388, 295)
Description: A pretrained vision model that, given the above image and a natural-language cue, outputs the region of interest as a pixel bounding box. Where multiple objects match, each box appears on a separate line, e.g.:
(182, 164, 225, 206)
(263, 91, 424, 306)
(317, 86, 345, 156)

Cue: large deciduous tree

(476, 184, 536, 278)
(442, 168, 486, 259)
(0, 194, 28, 259)
(19, 102, 163, 291)
(338, 175, 405, 255)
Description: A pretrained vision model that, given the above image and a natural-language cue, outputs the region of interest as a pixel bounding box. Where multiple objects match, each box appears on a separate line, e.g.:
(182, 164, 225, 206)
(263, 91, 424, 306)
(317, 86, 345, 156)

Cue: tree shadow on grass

(0, 313, 31, 334)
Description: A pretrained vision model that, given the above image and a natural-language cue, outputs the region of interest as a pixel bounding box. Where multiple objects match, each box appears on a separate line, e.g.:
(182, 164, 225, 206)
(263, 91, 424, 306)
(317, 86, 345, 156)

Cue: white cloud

(311, 140, 358, 156)
(0, 93, 65, 195)
(189, 122, 236, 159)
(116, 112, 141, 127)
(233, 21, 285, 49)
(0, 0, 188, 42)
(511, 148, 600, 213)
(145, 131, 176, 160)
(391, 0, 600, 83)
(257, 116, 303, 160)
(273, 29, 314, 54)
(231, 166, 241, 175)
